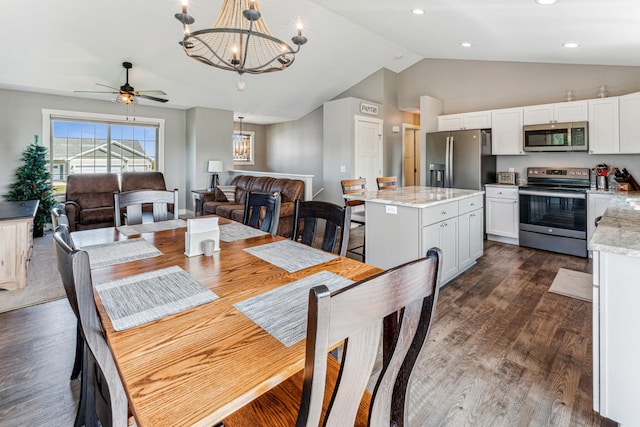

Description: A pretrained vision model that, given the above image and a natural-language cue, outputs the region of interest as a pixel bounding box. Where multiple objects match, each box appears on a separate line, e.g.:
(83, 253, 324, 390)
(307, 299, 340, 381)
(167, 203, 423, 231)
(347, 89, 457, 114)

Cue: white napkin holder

(185, 217, 220, 257)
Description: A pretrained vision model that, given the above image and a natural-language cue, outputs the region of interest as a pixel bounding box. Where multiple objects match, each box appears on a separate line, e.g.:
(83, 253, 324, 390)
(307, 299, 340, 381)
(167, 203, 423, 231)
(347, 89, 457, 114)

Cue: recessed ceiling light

(411, 8, 425, 15)
(535, 0, 557, 4)
(461, 42, 472, 48)
(563, 42, 579, 48)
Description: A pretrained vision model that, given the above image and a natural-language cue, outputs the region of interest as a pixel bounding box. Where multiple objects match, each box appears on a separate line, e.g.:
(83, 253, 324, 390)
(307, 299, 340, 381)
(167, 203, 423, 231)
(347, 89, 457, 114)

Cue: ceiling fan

(75, 61, 168, 104)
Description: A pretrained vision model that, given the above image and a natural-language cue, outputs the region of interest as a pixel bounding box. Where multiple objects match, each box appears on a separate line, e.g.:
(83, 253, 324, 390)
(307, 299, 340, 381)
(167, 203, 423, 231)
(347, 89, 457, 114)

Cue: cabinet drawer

(485, 186, 518, 200)
(459, 195, 483, 214)
(422, 201, 458, 226)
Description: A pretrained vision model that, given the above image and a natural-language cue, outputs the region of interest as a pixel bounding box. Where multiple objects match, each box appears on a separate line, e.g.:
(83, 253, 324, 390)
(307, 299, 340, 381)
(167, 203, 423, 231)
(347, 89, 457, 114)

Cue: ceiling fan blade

(96, 83, 122, 91)
(74, 90, 119, 94)
(137, 90, 167, 96)
(137, 94, 169, 103)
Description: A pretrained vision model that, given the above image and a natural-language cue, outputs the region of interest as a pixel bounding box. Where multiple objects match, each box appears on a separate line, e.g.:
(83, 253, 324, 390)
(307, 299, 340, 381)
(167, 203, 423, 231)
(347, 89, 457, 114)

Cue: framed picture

(233, 130, 255, 166)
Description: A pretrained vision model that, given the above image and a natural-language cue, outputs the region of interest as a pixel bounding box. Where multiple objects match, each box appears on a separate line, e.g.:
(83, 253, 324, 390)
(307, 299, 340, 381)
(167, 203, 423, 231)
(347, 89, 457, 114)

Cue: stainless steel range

(519, 167, 590, 257)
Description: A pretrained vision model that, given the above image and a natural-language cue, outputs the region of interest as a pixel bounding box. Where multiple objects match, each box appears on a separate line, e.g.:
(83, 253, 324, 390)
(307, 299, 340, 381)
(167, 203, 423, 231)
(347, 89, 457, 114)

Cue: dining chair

(292, 200, 351, 257)
(53, 229, 129, 427)
(114, 189, 179, 227)
(53, 225, 94, 427)
(242, 191, 281, 234)
(376, 175, 397, 191)
(51, 203, 69, 228)
(340, 178, 367, 260)
(222, 248, 442, 427)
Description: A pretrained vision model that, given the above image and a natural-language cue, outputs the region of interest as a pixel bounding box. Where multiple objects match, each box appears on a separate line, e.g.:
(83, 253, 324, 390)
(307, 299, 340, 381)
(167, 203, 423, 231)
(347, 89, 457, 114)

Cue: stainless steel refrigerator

(425, 129, 496, 190)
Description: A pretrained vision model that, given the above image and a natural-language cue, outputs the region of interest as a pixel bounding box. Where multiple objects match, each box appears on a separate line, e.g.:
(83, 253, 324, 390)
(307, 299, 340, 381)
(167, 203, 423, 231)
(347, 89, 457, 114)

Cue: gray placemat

(81, 238, 163, 269)
(234, 271, 354, 347)
(95, 266, 218, 331)
(117, 219, 187, 236)
(219, 222, 268, 242)
(243, 239, 338, 272)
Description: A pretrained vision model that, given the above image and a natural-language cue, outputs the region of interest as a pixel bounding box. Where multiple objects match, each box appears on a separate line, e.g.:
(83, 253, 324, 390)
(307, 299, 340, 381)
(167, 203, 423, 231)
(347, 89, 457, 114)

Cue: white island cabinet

(589, 194, 640, 426)
(348, 186, 484, 285)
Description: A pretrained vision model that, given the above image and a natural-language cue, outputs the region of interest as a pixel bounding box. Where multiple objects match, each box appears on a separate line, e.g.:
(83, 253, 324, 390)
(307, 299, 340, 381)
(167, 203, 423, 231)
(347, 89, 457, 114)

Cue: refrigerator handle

(443, 136, 451, 187)
(449, 137, 454, 187)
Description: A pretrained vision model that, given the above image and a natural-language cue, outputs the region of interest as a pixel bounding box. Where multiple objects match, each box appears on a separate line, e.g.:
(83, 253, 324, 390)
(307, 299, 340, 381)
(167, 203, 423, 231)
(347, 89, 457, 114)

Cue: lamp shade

(208, 160, 224, 173)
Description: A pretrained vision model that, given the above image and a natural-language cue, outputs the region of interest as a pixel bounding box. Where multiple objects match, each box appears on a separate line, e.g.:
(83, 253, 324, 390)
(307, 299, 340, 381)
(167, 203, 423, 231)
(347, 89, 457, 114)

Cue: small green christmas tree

(4, 135, 57, 237)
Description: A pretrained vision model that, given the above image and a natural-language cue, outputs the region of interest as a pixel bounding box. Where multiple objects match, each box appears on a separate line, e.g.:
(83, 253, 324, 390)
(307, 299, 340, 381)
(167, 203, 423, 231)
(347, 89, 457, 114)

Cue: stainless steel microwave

(523, 121, 588, 152)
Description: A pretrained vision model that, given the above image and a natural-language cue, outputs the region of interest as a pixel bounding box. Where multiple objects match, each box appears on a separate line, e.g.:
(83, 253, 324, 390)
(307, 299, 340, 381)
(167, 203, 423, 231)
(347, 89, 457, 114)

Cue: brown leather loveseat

(201, 175, 305, 237)
(64, 171, 169, 231)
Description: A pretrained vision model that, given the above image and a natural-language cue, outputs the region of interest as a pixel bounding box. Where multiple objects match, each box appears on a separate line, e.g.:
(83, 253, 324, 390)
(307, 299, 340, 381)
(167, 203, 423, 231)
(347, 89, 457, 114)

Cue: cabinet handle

(470, 202, 475, 206)
(513, 201, 517, 204)
(441, 210, 447, 215)
(498, 191, 503, 195)
(470, 213, 476, 217)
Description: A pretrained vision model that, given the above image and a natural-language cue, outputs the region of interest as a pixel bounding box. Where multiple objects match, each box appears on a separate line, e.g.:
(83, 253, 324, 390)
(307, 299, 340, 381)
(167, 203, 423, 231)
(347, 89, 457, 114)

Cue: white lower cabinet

(365, 193, 484, 286)
(485, 185, 519, 244)
(593, 250, 640, 425)
(423, 217, 459, 284)
(458, 208, 484, 271)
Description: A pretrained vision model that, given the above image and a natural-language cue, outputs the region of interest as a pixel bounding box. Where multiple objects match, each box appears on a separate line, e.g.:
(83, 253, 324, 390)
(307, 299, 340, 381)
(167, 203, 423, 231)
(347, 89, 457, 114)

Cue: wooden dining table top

(71, 217, 381, 427)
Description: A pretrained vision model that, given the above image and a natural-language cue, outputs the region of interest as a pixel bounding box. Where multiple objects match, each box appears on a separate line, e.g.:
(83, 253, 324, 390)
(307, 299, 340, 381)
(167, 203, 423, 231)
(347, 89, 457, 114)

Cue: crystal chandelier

(175, 0, 308, 82)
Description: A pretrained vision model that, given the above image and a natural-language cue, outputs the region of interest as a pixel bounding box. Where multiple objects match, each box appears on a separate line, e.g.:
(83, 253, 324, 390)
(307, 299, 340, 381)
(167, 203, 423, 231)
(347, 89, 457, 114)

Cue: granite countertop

(345, 186, 484, 209)
(485, 183, 520, 188)
(0, 200, 39, 221)
(589, 192, 640, 258)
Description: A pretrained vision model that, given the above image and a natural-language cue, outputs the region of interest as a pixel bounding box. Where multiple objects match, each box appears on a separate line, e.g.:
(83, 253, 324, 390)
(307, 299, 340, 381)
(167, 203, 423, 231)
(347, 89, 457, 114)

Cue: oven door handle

(519, 190, 586, 199)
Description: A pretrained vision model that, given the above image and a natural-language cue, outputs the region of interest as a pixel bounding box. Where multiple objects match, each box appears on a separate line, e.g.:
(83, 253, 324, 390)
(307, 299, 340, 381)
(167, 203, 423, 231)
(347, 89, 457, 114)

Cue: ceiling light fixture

(175, 0, 308, 79)
(411, 8, 425, 15)
(461, 42, 472, 48)
(535, 0, 557, 4)
(563, 42, 579, 48)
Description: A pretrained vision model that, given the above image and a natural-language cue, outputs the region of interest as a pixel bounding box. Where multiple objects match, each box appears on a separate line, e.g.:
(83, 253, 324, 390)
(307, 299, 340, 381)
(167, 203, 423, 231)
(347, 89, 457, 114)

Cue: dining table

(71, 216, 381, 427)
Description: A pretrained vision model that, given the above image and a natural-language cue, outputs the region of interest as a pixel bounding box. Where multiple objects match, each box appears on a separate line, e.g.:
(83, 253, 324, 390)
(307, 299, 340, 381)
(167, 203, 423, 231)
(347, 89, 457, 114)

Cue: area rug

(0, 233, 66, 313)
(548, 268, 592, 302)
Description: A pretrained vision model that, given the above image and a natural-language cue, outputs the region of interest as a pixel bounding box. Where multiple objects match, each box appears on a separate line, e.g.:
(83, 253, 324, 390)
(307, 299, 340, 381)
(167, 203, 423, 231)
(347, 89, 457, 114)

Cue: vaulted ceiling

(1, 0, 638, 124)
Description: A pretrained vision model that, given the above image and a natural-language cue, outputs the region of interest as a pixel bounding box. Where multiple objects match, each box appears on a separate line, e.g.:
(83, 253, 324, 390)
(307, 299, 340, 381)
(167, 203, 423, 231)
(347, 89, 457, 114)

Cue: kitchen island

(589, 193, 640, 426)
(347, 186, 484, 285)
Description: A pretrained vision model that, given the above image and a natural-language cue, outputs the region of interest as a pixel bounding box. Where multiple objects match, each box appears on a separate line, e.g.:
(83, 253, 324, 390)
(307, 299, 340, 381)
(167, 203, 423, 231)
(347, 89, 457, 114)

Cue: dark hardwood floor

(0, 228, 616, 426)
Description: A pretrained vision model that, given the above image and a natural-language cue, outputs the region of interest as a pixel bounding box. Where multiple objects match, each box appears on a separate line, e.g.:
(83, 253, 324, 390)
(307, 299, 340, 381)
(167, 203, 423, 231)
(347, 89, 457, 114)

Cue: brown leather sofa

(64, 172, 170, 231)
(201, 175, 305, 237)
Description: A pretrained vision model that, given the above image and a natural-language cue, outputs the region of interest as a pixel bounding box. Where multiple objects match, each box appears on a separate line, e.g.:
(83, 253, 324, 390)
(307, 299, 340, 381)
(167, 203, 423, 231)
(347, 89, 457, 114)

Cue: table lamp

(207, 160, 224, 190)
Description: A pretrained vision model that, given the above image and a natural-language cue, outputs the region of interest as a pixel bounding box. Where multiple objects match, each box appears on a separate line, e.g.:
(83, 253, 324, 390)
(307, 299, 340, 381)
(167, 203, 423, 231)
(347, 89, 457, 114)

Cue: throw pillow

(218, 185, 236, 203)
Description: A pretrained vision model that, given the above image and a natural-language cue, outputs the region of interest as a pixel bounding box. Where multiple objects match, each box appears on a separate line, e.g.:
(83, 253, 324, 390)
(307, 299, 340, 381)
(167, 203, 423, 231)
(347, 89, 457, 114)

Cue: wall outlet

(385, 205, 398, 215)
(340, 165, 346, 173)
(508, 167, 515, 172)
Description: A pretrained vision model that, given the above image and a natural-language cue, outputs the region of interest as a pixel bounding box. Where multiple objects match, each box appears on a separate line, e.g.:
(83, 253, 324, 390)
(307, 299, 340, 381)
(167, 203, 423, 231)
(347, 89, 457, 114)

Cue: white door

(354, 116, 383, 190)
(403, 124, 420, 186)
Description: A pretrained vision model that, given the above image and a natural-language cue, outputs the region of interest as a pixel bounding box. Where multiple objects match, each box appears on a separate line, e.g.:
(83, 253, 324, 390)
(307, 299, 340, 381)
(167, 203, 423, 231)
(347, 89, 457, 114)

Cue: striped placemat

(219, 222, 268, 242)
(81, 238, 163, 269)
(243, 239, 338, 273)
(117, 219, 187, 236)
(95, 266, 218, 331)
(233, 271, 353, 347)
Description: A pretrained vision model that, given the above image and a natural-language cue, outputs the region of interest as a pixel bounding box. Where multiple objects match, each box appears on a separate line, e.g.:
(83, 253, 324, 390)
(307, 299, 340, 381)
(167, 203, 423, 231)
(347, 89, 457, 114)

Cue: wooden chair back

(376, 176, 397, 191)
(298, 248, 442, 426)
(292, 200, 351, 257)
(51, 203, 69, 228)
(53, 231, 129, 427)
(243, 191, 281, 234)
(340, 178, 367, 207)
(114, 189, 179, 226)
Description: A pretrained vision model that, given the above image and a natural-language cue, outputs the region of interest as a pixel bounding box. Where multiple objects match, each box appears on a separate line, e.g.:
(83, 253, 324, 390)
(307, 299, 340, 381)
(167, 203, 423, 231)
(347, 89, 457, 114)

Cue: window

(43, 110, 164, 195)
(233, 130, 255, 166)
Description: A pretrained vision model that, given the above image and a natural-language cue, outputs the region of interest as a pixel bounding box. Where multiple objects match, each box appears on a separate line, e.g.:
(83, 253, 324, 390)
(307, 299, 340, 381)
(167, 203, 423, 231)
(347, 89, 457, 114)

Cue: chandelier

(175, 0, 308, 81)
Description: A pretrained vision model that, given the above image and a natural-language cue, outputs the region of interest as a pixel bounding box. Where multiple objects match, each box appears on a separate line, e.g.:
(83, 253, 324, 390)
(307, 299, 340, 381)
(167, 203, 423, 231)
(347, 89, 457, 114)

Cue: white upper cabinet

(588, 98, 620, 154)
(619, 91, 640, 154)
(438, 110, 491, 131)
(491, 107, 524, 155)
(523, 100, 588, 125)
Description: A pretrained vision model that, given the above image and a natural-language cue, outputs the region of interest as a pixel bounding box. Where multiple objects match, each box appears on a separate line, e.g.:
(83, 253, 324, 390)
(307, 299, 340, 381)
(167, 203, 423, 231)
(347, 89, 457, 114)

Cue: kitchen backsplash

(496, 151, 640, 184)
